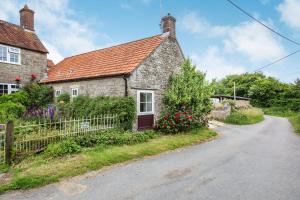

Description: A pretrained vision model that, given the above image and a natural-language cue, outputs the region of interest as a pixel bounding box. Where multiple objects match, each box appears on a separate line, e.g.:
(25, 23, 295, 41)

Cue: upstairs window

(0, 45, 20, 64)
(0, 46, 7, 62)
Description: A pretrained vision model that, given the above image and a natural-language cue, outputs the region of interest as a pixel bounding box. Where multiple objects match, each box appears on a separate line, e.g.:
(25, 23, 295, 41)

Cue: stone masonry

(0, 49, 47, 85)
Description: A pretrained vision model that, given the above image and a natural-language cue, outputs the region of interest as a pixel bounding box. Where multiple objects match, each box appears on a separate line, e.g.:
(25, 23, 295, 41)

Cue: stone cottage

(0, 5, 48, 95)
(43, 14, 185, 130)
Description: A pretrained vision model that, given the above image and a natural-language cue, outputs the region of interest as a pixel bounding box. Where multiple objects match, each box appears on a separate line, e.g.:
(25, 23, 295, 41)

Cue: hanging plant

(15, 75, 21, 84)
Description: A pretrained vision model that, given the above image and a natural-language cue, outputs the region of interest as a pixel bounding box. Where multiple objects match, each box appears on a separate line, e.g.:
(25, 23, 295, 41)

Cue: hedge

(69, 95, 136, 130)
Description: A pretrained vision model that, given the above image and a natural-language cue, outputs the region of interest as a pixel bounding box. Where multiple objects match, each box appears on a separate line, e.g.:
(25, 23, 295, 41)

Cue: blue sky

(1, 0, 300, 82)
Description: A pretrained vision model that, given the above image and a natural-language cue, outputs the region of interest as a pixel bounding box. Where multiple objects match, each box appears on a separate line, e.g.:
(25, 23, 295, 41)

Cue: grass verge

(0, 128, 217, 194)
(263, 107, 300, 134)
(224, 108, 264, 125)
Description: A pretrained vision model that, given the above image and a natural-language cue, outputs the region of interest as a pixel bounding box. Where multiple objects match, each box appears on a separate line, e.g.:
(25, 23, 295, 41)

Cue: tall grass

(225, 108, 264, 125)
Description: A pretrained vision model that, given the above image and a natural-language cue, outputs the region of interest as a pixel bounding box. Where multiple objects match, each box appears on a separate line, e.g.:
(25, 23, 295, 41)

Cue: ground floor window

(0, 83, 20, 95)
(72, 88, 78, 97)
(55, 90, 61, 97)
(137, 90, 154, 115)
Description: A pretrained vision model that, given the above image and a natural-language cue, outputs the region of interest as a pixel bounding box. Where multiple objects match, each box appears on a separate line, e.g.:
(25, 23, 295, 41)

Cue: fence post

(5, 120, 14, 165)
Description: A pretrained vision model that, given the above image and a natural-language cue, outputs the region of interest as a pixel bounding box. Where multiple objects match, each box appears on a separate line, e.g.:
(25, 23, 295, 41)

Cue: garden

(0, 59, 217, 193)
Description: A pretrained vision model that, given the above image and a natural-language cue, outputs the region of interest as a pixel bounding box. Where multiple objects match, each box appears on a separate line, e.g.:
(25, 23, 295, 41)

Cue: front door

(137, 90, 154, 130)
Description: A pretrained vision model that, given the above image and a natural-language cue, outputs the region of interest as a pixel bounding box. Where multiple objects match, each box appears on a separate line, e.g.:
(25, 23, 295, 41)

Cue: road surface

(1, 116, 300, 200)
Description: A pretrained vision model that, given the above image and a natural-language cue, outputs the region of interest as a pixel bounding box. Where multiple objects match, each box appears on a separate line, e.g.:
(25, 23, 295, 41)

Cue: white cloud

(260, 0, 271, 5)
(277, 0, 300, 30)
(224, 21, 285, 62)
(180, 11, 286, 62)
(43, 42, 63, 64)
(0, 0, 113, 63)
(190, 46, 246, 80)
(120, 3, 132, 10)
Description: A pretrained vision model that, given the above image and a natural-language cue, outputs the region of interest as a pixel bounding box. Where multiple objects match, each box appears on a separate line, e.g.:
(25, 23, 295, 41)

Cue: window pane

(146, 103, 152, 112)
(3, 85, 8, 89)
(146, 93, 152, 103)
(140, 93, 146, 102)
(10, 53, 19, 63)
(0, 46, 7, 61)
(140, 103, 147, 112)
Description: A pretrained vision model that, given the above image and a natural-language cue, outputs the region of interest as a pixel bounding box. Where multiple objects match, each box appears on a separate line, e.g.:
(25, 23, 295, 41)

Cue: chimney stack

(161, 13, 176, 38)
(20, 4, 35, 31)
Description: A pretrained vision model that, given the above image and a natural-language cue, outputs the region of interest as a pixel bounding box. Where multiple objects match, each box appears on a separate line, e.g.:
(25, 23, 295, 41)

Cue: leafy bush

(56, 93, 70, 104)
(0, 91, 29, 106)
(22, 83, 53, 107)
(44, 139, 81, 157)
(163, 59, 212, 128)
(0, 102, 25, 122)
(69, 96, 135, 130)
(225, 108, 264, 125)
(156, 111, 194, 134)
(73, 130, 157, 147)
(74, 134, 99, 147)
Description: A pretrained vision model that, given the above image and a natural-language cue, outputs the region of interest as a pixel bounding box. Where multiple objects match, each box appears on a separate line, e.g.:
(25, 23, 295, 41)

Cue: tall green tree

(163, 59, 213, 121)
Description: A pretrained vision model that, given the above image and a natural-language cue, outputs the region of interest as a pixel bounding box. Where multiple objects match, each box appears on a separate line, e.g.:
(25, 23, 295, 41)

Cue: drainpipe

(123, 74, 129, 97)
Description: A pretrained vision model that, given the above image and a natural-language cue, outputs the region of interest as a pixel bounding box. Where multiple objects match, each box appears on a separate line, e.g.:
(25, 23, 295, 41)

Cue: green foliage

(163, 59, 213, 126)
(73, 130, 157, 147)
(0, 102, 25, 122)
(156, 111, 194, 134)
(215, 72, 266, 97)
(69, 96, 135, 130)
(248, 77, 287, 107)
(44, 139, 81, 157)
(22, 83, 53, 107)
(0, 91, 29, 106)
(56, 93, 70, 104)
(224, 108, 264, 125)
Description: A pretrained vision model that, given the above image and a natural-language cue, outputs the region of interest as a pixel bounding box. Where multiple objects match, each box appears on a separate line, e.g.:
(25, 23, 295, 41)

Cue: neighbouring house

(43, 14, 185, 130)
(0, 5, 48, 95)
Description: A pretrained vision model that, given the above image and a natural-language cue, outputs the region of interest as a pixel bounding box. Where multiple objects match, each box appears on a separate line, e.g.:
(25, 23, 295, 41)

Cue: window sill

(0, 61, 21, 66)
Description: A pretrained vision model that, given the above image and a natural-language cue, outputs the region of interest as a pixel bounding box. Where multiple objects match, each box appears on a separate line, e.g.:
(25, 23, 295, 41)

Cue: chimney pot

(19, 4, 35, 31)
(161, 13, 176, 38)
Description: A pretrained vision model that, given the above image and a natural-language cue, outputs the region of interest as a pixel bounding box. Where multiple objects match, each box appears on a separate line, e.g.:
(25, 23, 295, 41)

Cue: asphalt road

(2, 116, 300, 200)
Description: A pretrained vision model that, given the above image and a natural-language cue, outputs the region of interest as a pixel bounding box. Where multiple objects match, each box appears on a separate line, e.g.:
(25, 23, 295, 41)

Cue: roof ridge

(62, 34, 164, 61)
(0, 19, 22, 29)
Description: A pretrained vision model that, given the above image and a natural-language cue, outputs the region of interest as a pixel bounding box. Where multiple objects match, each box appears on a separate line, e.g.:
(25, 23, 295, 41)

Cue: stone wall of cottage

(0, 48, 47, 85)
(49, 76, 125, 97)
(129, 37, 184, 123)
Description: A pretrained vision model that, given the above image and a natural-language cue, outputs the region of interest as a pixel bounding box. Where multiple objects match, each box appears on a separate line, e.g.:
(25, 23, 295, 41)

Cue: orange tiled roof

(47, 59, 55, 68)
(0, 20, 48, 53)
(43, 34, 167, 83)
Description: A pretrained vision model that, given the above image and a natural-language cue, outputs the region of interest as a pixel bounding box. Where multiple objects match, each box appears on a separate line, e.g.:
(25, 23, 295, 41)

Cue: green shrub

(70, 96, 135, 130)
(0, 91, 29, 106)
(162, 59, 213, 130)
(74, 134, 99, 147)
(56, 93, 70, 104)
(225, 108, 264, 125)
(0, 102, 25, 122)
(44, 139, 81, 157)
(156, 111, 194, 134)
(23, 83, 53, 107)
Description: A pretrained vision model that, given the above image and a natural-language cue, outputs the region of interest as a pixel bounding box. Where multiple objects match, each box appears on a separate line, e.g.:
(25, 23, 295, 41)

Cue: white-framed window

(55, 90, 61, 97)
(0, 45, 21, 65)
(0, 83, 20, 95)
(71, 88, 78, 97)
(137, 90, 154, 115)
